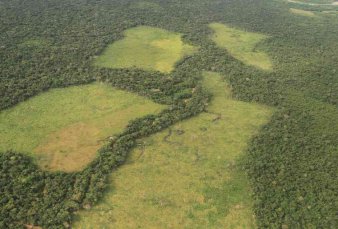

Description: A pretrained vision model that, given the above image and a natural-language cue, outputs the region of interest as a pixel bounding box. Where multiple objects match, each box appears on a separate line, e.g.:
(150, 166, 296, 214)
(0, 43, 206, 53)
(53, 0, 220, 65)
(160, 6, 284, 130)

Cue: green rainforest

(0, 0, 337, 228)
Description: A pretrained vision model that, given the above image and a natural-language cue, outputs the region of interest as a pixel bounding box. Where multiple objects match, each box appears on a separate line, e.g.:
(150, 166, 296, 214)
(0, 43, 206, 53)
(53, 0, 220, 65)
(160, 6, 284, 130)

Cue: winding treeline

(0, 0, 337, 228)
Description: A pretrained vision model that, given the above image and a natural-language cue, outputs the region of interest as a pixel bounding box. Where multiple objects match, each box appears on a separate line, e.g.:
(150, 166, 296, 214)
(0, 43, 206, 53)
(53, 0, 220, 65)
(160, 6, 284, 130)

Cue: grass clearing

(288, 0, 336, 5)
(322, 10, 338, 13)
(94, 26, 197, 73)
(73, 72, 273, 228)
(290, 8, 317, 16)
(0, 83, 165, 172)
(209, 23, 272, 71)
(303, 0, 334, 3)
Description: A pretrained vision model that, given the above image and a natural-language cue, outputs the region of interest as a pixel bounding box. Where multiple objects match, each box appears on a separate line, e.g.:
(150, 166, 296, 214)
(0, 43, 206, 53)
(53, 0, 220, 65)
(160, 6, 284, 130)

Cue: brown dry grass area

(0, 83, 165, 172)
(35, 122, 102, 172)
(34, 101, 165, 172)
(25, 225, 42, 229)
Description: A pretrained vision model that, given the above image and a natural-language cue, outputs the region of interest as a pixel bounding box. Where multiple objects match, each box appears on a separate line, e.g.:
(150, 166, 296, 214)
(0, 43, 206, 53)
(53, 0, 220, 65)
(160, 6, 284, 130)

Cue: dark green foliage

(0, 0, 337, 228)
(247, 98, 338, 228)
(0, 152, 76, 228)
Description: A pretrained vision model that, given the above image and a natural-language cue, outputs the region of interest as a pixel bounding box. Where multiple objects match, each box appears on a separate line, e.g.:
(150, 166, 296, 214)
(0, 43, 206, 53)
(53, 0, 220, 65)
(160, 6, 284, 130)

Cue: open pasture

(0, 83, 164, 172)
(287, 0, 338, 14)
(94, 26, 197, 73)
(73, 72, 273, 228)
(290, 8, 317, 16)
(209, 23, 272, 71)
(288, 0, 336, 5)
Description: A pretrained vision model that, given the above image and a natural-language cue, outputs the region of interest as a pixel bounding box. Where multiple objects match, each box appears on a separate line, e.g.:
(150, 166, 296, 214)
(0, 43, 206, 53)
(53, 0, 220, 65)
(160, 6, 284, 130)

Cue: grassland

(94, 26, 197, 73)
(303, 0, 334, 3)
(290, 8, 317, 16)
(322, 9, 338, 13)
(73, 72, 273, 228)
(209, 23, 272, 71)
(287, 0, 338, 15)
(288, 0, 336, 5)
(0, 83, 164, 172)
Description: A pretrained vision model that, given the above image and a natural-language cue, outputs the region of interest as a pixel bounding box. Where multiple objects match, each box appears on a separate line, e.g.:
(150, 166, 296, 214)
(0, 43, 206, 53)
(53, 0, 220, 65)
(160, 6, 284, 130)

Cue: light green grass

(73, 72, 273, 228)
(302, 0, 334, 3)
(0, 83, 165, 171)
(288, 0, 336, 5)
(209, 23, 272, 71)
(94, 26, 197, 73)
(290, 8, 317, 16)
(322, 10, 338, 13)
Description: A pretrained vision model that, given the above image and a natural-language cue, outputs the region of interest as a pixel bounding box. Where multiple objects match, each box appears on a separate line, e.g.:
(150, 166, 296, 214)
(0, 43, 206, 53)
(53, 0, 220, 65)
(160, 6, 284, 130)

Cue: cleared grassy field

(209, 23, 272, 71)
(288, 0, 336, 5)
(73, 72, 273, 228)
(0, 83, 164, 172)
(290, 8, 317, 16)
(302, 0, 334, 3)
(94, 26, 197, 73)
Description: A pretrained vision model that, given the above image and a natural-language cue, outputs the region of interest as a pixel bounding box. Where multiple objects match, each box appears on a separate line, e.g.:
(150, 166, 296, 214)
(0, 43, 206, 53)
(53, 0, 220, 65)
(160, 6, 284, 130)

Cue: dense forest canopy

(0, 0, 337, 228)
